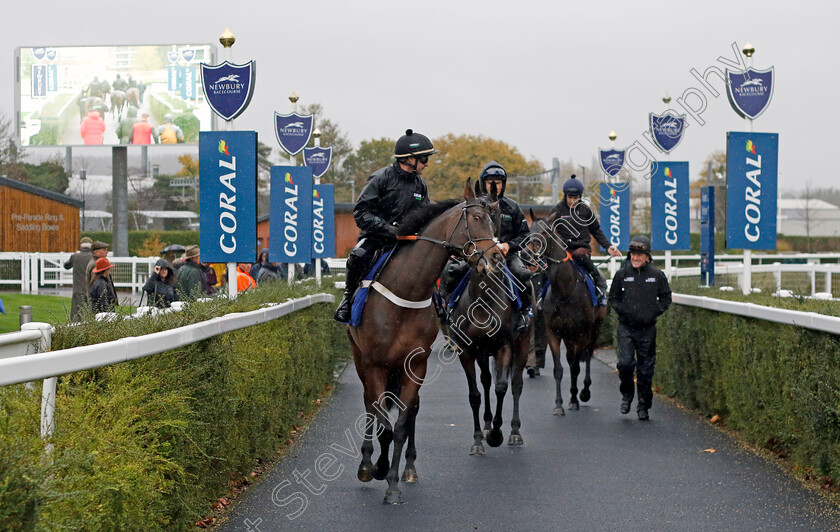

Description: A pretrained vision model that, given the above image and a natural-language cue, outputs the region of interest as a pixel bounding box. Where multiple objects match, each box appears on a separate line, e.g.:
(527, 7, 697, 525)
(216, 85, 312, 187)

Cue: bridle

(397, 200, 500, 268)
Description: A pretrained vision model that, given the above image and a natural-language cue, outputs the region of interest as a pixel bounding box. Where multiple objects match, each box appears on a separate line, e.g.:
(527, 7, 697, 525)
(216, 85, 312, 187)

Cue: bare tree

(799, 181, 822, 252)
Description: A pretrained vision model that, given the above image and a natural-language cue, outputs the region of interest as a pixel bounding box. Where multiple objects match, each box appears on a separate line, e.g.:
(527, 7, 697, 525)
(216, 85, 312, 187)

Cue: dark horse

(348, 179, 503, 505)
(446, 186, 530, 455)
(126, 87, 140, 110)
(528, 211, 606, 416)
(110, 90, 126, 121)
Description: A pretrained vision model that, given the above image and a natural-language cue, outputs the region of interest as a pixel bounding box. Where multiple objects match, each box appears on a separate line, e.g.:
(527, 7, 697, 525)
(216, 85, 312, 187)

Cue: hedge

(654, 282, 840, 483)
(82, 230, 199, 257)
(0, 281, 348, 530)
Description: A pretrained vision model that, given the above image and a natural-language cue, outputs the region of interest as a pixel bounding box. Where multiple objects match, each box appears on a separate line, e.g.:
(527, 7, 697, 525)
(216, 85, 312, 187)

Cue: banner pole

(221, 29, 238, 300)
(314, 131, 322, 287)
(287, 93, 299, 286)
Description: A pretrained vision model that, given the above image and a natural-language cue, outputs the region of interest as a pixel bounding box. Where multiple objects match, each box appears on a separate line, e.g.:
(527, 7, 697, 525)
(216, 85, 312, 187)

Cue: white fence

(0, 293, 335, 441)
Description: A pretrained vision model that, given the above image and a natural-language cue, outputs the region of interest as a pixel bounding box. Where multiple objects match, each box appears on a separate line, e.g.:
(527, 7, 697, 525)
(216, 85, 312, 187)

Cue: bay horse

(126, 87, 140, 109)
(527, 211, 606, 416)
(110, 90, 126, 121)
(348, 179, 503, 505)
(446, 184, 530, 455)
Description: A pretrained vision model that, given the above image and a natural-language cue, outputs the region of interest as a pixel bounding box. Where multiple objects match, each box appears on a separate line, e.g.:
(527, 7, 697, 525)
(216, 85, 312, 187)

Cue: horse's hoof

(486, 429, 504, 447)
(372, 463, 389, 481)
(508, 434, 524, 446)
(579, 389, 591, 402)
(401, 469, 418, 483)
(568, 402, 580, 411)
(553, 406, 565, 416)
(357, 466, 373, 483)
(470, 443, 486, 456)
(383, 489, 405, 505)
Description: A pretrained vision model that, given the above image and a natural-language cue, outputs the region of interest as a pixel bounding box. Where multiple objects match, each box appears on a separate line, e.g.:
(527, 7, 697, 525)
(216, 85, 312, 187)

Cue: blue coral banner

(312, 184, 335, 258)
(599, 182, 630, 251)
(650, 162, 690, 250)
(270, 166, 313, 263)
(725, 131, 778, 250)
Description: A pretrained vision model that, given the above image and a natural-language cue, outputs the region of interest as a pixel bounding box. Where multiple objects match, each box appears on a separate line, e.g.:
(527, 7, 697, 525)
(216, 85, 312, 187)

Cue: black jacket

(549, 199, 611, 252)
(608, 261, 672, 328)
(143, 274, 176, 308)
(354, 162, 429, 242)
(493, 196, 530, 252)
(90, 277, 117, 314)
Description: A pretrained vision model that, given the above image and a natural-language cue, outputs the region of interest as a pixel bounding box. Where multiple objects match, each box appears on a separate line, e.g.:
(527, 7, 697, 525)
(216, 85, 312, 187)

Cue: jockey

(333, 129, 437, 323)
(549, 176, 622, 305)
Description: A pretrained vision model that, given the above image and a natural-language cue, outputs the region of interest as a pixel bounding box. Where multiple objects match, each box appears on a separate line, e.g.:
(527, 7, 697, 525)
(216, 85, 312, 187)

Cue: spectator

(251, 249, 280, 284)
(89, 258, 117, 314)
(86, 241, 110, 285)
(201, 262, 218, 295)
(116, 107, 137, 144)
(157, 113, 184, 144)
(80, 109, 106, 145)
(132, 113, 158, 145)
(63, 237, 93, 321)
(236, 263, 257, 292)
(175, 245, 212, 300)
(143, 259, 176, 308)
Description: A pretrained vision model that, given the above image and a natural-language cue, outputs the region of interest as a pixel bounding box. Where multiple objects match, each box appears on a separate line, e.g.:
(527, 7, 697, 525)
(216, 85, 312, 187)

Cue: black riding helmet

(394, 129, 438, 159)
(627, 235, 652, 259)
(479, 161, 507, 197)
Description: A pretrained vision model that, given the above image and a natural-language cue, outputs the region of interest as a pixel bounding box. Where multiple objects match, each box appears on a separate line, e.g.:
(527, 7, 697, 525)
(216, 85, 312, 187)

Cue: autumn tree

(299, 103, 353, 186)
(340, 138, 395, 202)
(176, 154, 198, 178)
(692, 150, 726, 197)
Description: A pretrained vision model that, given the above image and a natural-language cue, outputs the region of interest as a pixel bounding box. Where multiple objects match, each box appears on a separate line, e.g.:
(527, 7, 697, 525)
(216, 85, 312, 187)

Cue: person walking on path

(608, 235, 672, 420)
(80, 109, 106, 145)
(116, 106, 137, 144)
(89, 258, 118, 314)
(63, 237, 93, 321)
(132, 113, 158, 145)
(157, 113, 184, 144)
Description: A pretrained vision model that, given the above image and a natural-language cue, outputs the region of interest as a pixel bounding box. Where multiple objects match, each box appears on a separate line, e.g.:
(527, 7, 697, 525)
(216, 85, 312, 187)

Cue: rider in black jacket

(549, 176, 622, 304)
(608, 235, 672, 420)
(334, 129, 437, 322)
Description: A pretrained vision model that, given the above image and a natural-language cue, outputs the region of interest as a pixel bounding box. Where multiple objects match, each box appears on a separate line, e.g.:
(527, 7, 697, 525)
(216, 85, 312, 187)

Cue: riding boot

(576, 252, 608, 306)
(334, 250, 369, 323)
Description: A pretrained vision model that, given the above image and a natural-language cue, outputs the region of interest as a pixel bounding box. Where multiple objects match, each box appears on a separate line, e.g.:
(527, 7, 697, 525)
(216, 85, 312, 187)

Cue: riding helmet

(628, 235, 652, 258)
(479, 161, 507, 197)
(394, 129, 438, 158)
(562, 176, 584, 196)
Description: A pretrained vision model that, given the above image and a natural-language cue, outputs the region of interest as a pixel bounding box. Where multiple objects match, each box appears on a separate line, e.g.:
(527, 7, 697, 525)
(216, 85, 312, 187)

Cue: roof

(0, 175, 84, 208)
(133, 211, 198, 219)
(778, 199, 840, 211)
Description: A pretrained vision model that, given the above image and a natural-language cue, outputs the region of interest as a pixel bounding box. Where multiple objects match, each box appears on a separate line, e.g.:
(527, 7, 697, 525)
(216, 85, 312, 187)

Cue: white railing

(665, 262, 840, 297)
(0, 293, 335, 441)
(0, 252, 159, 295)
(672, 293, 840, 335)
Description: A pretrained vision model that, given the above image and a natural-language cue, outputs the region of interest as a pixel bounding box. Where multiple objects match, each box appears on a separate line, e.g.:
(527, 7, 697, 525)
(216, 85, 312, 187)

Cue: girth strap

(361, 280, 433, 309)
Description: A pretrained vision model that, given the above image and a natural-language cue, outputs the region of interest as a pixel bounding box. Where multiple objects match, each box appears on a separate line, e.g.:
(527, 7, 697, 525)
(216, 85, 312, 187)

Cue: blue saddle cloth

(540, 263, 598, 308)
(348, 248, 394, 327)
(447, 265, 522, 311)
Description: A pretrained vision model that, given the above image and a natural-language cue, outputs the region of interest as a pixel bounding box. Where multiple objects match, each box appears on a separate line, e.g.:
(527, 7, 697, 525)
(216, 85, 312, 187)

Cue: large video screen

(15, 44, 216, 147)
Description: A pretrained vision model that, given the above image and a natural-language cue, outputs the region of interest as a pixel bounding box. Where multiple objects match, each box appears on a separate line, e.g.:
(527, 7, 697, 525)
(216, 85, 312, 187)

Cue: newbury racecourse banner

(200, 61, 256, 121)
(726, 131, 779, 250)
(650, 162, 690, 250)
(312, 184, 335, 259)
(599, 183, 630, 251)
(270, 166, 313, 263)
(199, 131, 258, 263)
(275, 113, 314, 156)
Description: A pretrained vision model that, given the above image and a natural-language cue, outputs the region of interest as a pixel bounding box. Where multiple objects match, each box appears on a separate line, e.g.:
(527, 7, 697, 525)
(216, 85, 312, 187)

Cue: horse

(527, 211, 606, 416)
(110, 90, 126, 121)
(126, 87, 140, 109)
(445, 184, 530, 455)
(348, 178, 503, 505)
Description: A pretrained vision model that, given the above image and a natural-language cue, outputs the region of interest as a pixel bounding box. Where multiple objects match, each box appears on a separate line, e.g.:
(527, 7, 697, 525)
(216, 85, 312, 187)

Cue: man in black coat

(334, 129, 437, 323)
(608, 235, 672, 420)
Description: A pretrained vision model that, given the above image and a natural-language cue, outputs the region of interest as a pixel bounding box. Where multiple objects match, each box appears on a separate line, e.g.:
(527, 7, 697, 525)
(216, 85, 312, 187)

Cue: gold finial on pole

(742, 42, 755, 58)
(289, 91, 300, 104)
(219, 28, 236, 49)
(608, 131, 617, 142)
(662, 93, 671, 105)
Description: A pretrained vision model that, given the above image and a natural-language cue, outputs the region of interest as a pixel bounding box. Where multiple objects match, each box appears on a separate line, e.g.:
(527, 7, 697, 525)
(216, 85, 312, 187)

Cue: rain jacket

(478, 161, 530, 252)
(354, 162, 429, 242)
(608, 260, 671, 328)
(549, 200, 611, 252)
(80, 111, 106, 145)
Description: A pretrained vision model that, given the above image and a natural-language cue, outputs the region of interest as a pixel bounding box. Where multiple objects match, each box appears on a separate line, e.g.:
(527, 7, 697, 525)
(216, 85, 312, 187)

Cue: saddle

(539, 264, 598, 308)
(349, 248, 393, 327)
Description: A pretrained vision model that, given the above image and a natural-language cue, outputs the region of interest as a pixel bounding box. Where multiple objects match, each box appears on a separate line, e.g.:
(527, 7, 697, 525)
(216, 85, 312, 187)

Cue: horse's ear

(464, 178, 475, 201)
(474, 180, 482, 197)
(529, 208, 537, 221)
(489, 181, 499, 202)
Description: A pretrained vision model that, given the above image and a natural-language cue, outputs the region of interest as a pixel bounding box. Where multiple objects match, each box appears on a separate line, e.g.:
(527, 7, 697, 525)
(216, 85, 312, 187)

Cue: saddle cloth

(349, 248, 394, 327)
(540, 263, 598, 308)
(447, 265, 522, 311)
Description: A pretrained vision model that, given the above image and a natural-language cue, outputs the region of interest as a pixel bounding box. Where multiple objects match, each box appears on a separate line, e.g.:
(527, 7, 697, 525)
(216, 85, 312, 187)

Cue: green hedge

(0, 282, 348, 530)
(82, 230, 199, 257)
(655, 284, 840, 483)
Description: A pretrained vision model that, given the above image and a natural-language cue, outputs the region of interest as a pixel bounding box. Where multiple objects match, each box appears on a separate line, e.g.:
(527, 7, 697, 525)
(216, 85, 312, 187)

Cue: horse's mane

(396, 199, 462, 236)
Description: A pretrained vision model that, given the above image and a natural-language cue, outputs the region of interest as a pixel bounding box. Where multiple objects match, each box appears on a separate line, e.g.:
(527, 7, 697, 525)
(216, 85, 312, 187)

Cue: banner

(726, 131, 779, 250)
(650, 162, 690, 250)
(200, 61, 256, 121)
(199, 131, 258, 263)
(303, 147, 332, 178)
(599, 182, 630, 251)
(700, 186, 715, 285)
(181, 65, 197, 100)
(726, 67, 774, 120)
(167, 65, 179, 92)
(275, 113, 314, 156)
(312, 184, 335, 258)
(46, 64, 58, 93)
(599, 148, 625, 177)
(31, 65, 46, 98)
(270, 166, 313, 263)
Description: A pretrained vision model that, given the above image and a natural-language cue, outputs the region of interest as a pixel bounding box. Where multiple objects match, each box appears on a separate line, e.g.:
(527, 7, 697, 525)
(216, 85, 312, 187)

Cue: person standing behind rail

(63, 237, 93, 321)
(608, 235, 672, 421)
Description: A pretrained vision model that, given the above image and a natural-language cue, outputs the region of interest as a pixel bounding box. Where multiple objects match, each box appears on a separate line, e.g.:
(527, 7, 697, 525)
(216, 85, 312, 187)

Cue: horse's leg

(401, 394, 419, 483)
(384, 367, 425, 505)
(508, 331, 529, 446)
(567, 339, 586, 410)
(546, 331, 565, 416)
(487, 343, 511, 448)
(459, 351, 485, 456)
(580, 345, 593, 403)
(372, 373, 396, 481)
(357, 365, 391, 482)
(477, 354, 493, 435)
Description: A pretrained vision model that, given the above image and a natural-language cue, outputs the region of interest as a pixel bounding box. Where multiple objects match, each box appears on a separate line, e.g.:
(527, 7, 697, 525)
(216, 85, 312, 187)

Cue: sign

(725, 131, 779, 250)
(46, 64, 58, 93)
(181, 65, 197, 100)
(45, 49, 56, 62)
(31, 65, 46, 98)
(649, 112, 686, 153)
(312, 184, 335, 258)
(31, 47, 45, 61)
(274, 113, 314, 156)
(182, 49, 195, 63)
(599, 182, 630, 251)
(650, 162, 690, 250)
(726, 67, 774, 120)
(303, 147, 332, 178)
(701, 186, 715, 285)
(167, 65, 180, 92)
(599, 148, 625, 177)
(168, 51, 179, 63)
(200, 60, 256, 121)
(270, 166, 313, 263)
(199, 131, 258, 263)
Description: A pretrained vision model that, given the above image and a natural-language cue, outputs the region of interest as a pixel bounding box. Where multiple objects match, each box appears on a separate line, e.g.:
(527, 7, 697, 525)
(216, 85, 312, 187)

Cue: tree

(692, 150, 726, 197)
(297, 103, 353, 184)
(341, 138, 394, 202)
(422, 134, 544, 202)
(176, 154, 198, 178)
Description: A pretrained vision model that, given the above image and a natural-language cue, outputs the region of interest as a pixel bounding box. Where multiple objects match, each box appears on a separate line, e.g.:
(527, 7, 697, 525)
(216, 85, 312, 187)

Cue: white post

(825, 271, 832, 294)
(20, 253, 28, 294)
(22, 322, 54, 447)
(664, 250, 672, 281)
(131, 259, 137, 295)
(773, 262, 782, 293)
(221, 32, 239, 301)
(31, 253, 39, 295)
(810, 268, 816, 296)
(742, 249, 752, 295)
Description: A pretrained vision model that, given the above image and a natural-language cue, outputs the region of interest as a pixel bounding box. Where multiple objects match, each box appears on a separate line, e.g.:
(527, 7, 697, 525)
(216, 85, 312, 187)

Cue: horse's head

(522, 210, 569, 271)
(448, 178, 504, 274)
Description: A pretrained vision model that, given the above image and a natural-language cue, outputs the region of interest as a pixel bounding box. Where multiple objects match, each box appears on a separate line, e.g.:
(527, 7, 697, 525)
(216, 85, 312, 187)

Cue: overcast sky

(2, 0, 836, 191)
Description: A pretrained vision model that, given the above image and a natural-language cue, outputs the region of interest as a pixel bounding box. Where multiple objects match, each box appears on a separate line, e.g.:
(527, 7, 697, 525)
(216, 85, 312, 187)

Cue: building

(778, 198, 840, 237)
(0, 175, 82, 252)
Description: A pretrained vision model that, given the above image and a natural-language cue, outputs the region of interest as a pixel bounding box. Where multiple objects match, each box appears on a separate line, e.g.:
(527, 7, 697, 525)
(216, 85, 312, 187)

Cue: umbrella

(161, 244, 186, 254)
